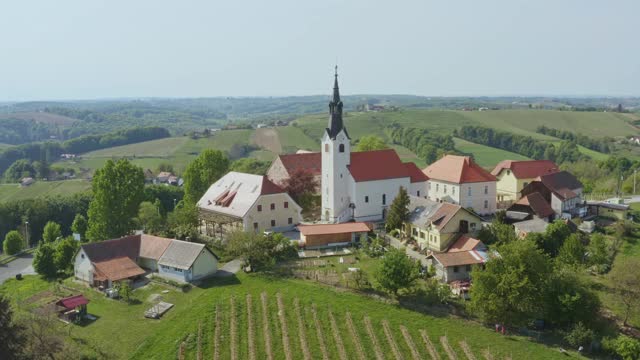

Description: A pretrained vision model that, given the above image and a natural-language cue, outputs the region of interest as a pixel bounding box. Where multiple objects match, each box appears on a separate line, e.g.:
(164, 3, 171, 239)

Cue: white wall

(409, 181, 428, 198)
(158, 264, 188, 282)
(243, 192, 302, 232)
(351, 177, 410, 222)
(192, 250, 218, 280)
(427, 180, 461, 204)
(74, 249, 93, 284)
(428, 180, 496, 215)
(321, 129, 351, 223)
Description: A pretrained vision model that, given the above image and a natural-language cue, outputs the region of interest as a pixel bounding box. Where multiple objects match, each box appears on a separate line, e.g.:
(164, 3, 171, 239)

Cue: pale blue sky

(0, 0, 638, 101)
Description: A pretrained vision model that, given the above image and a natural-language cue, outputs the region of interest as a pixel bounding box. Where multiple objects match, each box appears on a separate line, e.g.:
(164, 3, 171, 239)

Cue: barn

(298, 222, 372, 249)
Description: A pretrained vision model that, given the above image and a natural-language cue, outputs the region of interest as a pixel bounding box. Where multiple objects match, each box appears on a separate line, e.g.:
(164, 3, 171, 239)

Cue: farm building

(74, 234, 218, 287)
(196, 172, 302, 236)
(55, 294, 89, 323)
(586, 200, 630, 220)
(491, 160, 559, 204)
(297, 222, 372, 249)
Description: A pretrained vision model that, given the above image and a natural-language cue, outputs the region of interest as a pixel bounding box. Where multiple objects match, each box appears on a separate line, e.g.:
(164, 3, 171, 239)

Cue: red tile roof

(260, 176, 285, 195)
(430, 203, 465, 230)
(516, 192, 555, 218)
(139, 235, 173, 260)
(81, 235, 141, 263)
(422, 155, 496, 184)
(432, 251, 484, 267)
(93, 257, 145, 282)
(447, 235, 482, 252)
(537, 171, 583, 199)
(278, 152, 321, 176)
(404, 162, 429, 183)
(491, 160, 559, 179)
(56, 295, 89, 310)
(348, 149, 409, 182)
(298, 222, 372, 236)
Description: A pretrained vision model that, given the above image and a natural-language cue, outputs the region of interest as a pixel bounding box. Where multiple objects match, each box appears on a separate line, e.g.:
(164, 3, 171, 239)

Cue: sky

(0, 0, 638, 101)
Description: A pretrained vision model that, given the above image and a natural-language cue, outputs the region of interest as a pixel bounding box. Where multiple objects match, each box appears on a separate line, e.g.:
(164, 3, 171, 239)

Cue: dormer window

(339, 144, 345, 153)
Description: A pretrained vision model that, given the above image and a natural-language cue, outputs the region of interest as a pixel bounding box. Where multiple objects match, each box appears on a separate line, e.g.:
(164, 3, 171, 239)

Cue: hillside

(0, 180, 91, 202)
(0, 111, 78, 125)
(1, 273, 580, 360)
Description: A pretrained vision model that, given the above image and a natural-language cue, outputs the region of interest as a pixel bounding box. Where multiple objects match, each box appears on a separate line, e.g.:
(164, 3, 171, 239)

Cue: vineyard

(177, 292, 508, 360)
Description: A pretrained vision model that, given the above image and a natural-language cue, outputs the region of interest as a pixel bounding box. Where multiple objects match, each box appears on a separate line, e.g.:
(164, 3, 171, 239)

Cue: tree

(355, 135, 388, 152)
(156, 162, 174, 174)
(587, 233, 610, 272)
(0, 294, 26, 359)
(3, 230, 23, 256)
(557, 233, 584, 266)
(375, 247, 420, 296)
(71, 214, 87, 241)
(3, 159, 35, 182)
(470, 239, 551, 327)
(564, 322, 594, 349)
(183, 150, 229, 204)
(33, 242, 57, 279)
(137, 201, 163, 235)
(119, 281, 132, 303)
(165, 202, 199, 240)
(227, 231, 296, 271)
(230, 158, 270, 175)
(282, 168, 318, 202)
(539, 220, 572, 256)
(603, 335, 640, 360)
(86, 159, 145, 241)
(544, 268, 600, 327)
(42, 221, 61, 243)
(385, 187, 410, 232)
(54, 237, 78, 274)
(608, 257, 640, 326)
(478, 221, 516, 246)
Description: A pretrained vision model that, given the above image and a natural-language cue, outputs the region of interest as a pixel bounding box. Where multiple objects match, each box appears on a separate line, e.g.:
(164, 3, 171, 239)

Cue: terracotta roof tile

(278, 152, 321, 176)
(447, 235, 483, 252)
(432, 251, 484, 267)
(404, 162, 429, 183)
(93, 257, 145, 282)
(260, 176, 285, 195)
(298, 222, 372, 236)
(139, 235, 173, 260)
(81, 235, 141, 263)
(56, 295, 89, 309)
(422, 155, 496, 184)
(537, 171, 582, 200)
(491, 160, 559, 178)
(348, 149, 409, 182)
(515, 192, 555, 218)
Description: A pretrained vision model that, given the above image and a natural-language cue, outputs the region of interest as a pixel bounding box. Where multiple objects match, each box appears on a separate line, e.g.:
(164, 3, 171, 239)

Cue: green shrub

(3, 230, 24, 256)
(563, 322, 594, 349)
(603, 335, 640, 360)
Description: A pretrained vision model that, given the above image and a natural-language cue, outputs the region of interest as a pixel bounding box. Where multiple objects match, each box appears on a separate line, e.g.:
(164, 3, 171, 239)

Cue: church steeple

(327, 65, 349, 140)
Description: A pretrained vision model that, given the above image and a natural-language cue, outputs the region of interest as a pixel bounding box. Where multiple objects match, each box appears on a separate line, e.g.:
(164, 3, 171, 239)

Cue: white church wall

(352, 177, 410, 222)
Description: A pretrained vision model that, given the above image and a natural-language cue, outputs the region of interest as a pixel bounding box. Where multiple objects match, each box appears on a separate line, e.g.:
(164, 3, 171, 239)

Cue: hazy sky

(1, 0, 638, 101)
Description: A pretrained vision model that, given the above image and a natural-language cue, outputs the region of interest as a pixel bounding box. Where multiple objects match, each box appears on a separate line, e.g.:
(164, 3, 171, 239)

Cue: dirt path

(252, 128, 282, 154)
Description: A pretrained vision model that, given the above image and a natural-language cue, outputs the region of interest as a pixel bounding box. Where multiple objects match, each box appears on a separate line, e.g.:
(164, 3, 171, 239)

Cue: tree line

(455, 125, 588, 164)
(536, 126, 612, 153)
(388, 125, 457, 164)
(0, 126, 170, 180)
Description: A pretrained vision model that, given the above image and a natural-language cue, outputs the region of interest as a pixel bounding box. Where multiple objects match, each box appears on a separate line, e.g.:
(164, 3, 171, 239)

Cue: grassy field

(454, 137, 530, 168)
(1, 273, 580, 360)
(0, 180, 91, 202)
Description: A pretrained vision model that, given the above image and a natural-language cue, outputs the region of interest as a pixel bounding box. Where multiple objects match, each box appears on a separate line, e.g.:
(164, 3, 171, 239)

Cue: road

(215, 258, 243, 277)
(0, 254, 35, 284)
(387, 236, 429, 266)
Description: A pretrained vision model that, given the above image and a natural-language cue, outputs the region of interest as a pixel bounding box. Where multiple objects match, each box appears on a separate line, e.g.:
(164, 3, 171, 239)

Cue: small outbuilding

(297, 222, 372, 249)
(55, 294, 89, 323)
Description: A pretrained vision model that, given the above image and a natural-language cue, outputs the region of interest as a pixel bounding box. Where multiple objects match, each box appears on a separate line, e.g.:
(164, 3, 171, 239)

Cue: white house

(422, 155, 497, 215)
(157, 240, 219, 282)
(197, 172, 303, 235)
(321, 69, 428, 223)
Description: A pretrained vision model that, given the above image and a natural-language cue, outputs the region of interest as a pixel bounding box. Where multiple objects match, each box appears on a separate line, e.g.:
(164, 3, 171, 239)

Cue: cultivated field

(453, 138, 530, 168)
(0, 274, 581, 360)
(0, 180, 91, 202)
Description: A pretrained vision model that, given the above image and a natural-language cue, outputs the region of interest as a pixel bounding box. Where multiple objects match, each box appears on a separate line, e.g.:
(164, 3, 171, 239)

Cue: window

(270, 203, 275, 210)
(436, 184, 439, 192)
(253, 222, 258, 230)
(417, 191, 420, 197)
(465, 265, 472, 272)
(470, 223, 477, 231)
(325, 144, 329, 152)
(467, 187, 471, 196)
(288, 217, 293, 224)
(453, 266, 459, 273)
(484, 185, 488, 195)
(444, 185, 447, 194)
(271, 220, 276, 227)
(257, 205, 262, 212)
(412, 228, 418, 236)
(339, 144, 345, 153)
(428, 183, 431, 190)
(452, 187, 455, 195)
(382, 194, 386, 205)
(284, 201, 289, 209)
(81, 254, 85, 259)
(420, 232, 425, 239)
(484, 200, 488, 209)
(365, 196, 369, 203)
(340, 173, 343, 178)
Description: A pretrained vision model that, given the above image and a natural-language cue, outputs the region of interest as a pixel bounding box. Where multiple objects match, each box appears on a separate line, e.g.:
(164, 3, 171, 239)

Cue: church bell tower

(321, 66, 351, 223)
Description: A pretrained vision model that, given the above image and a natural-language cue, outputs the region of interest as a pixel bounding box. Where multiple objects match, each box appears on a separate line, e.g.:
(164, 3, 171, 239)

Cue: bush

(3, 230, 24, 256)
(150, 275, 191, 292)
(563, 322, 594, 349)
(603, 335, 640, 360)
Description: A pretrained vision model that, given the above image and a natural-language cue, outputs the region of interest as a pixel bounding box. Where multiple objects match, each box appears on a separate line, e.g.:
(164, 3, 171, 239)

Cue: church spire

(327, 65, 349, 139)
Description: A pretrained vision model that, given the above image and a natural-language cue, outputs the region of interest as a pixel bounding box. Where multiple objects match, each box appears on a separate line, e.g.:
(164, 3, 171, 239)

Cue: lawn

(453, 137, 530, 168)
(0, 180, 91, 202)
(1, 273, 582, 359)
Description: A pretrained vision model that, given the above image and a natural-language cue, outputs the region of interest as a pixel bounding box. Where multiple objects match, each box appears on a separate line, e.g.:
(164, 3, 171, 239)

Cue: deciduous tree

(355, 135, 388, 152)
(2, 230, 23, 255)
(33, 242, 57, 279)
(282, 168, 318, 202)
(0, 294, 25, 359)
(86, 159, 145, 241)
(375, 247, 420, 296)
(227, 231, 296, 271)
(42, 221, 61, 243)
(54, 237, 79, 274)
(557, 233, 585, 266)
(608, 257, 640, 326)
(137, 201, 163, 235)
(71, 214, 87, 241)
(183, 150, 229, 204)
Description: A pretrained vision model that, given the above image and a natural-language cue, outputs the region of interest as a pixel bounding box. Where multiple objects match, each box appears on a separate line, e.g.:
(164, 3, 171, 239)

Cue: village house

(506, 192, 555, 223)
(320, 68, 428, 223)
(74, 234, 218, 288)
(403, 195, 483, 252)
(266, 152, 322, 193)
(196, 172, 302, 236)
(520, 171, 584, 218)
(428, 235, 491, 283)
(297, 222, 372, 249)
(491, 160, 559, 204)
(156, 171, 174, 184)
(422, 155, 497, 215)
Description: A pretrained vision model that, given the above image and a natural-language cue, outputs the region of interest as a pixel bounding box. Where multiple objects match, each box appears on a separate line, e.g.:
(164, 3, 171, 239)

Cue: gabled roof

(348, 149, 410, 182)
(56, 295, 89, 310)
(158, 240, 214, 270)
(447, 235, 483, 252)
(276, 152, 322, 176)
(515, 192, 555, 218)
(422, 155, 496, 184)
(491, 160, 559, 179)
(139, 235, 173, 260)
(197, 172, 291, 218)
(298, 222, 372, 236)
(81, 235, 141, 263)
(432, 251, 484, 267)
(537, 171, 582, 200)
(407, 196, 477, 231)
(404, 162, 429, 183)
(93, 257, 145, 282)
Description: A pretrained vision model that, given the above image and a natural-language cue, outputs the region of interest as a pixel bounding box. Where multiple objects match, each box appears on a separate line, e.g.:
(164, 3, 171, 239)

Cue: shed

(298, 222, 372, 249)
(55, 294, 89, 323)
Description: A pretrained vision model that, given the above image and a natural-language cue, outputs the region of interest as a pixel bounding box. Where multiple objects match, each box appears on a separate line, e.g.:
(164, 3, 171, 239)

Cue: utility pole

(634, 169, 637, 195)
(24, 221, 29, 249)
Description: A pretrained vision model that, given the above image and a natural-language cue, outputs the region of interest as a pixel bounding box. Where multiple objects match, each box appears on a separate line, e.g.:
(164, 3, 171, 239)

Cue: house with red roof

(422, 155, 497, 215)
(196, 172, 302, 234)
(266, 152, 322, 193)
(428, 235, 491, 283)
(491, 160, 559, 203)
(319, 69, 428, 223)
(520, 171, 584, 218)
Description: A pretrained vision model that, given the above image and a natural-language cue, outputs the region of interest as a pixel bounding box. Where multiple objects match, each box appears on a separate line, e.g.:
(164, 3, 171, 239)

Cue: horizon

(1, 0, 639, 101)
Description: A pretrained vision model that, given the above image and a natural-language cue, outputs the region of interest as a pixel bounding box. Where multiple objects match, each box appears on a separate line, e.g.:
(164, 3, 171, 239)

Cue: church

(320, 69, 428, 223)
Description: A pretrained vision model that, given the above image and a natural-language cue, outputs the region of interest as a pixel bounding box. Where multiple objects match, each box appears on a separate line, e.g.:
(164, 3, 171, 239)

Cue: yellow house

(491, 160, 559, 203)
(403, 196, 483, 252)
